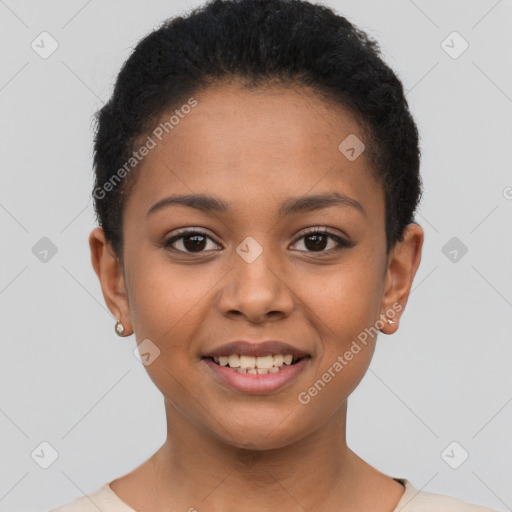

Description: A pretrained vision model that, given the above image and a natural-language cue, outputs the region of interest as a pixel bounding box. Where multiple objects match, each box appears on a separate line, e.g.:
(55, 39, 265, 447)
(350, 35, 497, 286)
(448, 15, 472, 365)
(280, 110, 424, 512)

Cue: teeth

(210, 353, 302, 372)
(273, 354, 284, 367)
(235, 365, 286, 375)
(228, 354, 240, 367)
(256, 355, 274, 369)
(239, 355, 256, 369)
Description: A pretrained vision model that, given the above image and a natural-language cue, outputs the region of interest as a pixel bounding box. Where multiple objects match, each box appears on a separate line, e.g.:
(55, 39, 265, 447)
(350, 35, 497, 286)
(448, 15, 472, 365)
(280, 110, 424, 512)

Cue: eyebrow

(146, 192, 366, 218)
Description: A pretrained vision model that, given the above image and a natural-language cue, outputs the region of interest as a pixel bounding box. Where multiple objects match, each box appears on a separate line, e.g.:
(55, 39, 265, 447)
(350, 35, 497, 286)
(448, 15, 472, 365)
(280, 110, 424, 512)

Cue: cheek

(126, 257, 210, 420)
(126, 251, 218, 395)
(127, 251, 212, 346)
(303, 258, 383, 339)
(299, 251, 383, 399)
(296, 267, 381, 415)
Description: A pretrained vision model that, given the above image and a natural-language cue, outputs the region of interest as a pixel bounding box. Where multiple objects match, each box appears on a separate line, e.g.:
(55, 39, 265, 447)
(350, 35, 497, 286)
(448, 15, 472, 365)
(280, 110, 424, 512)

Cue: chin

(211, 414, 309, 452)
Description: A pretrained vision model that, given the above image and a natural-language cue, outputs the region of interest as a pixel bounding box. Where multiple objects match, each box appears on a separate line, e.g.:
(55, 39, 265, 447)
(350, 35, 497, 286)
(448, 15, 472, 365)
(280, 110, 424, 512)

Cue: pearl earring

(114, 320, 125, 336)
(380, 314, 396, 326)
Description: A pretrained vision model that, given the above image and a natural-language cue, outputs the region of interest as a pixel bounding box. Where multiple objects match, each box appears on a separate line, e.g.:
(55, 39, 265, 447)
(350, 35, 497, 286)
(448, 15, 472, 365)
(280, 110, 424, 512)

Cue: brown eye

(291, 228, 352, 254)
(303, 232, 329, 251)
(163, 230, 219, 254)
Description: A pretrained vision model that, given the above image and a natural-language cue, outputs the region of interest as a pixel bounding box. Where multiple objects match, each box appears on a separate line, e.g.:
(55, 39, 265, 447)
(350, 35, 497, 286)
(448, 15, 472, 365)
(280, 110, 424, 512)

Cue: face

(90, 81, 423, 450)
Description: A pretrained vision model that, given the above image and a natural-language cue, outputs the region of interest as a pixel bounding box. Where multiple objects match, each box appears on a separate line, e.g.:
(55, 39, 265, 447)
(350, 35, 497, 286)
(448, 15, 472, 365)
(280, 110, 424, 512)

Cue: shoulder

(395, 478, 499, 512)
(48, 482, 132, 512)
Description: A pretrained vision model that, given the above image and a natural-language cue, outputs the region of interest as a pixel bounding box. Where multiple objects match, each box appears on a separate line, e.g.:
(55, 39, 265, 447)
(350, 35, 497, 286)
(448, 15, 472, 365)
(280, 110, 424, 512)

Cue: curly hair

(92, 0, 422, 265)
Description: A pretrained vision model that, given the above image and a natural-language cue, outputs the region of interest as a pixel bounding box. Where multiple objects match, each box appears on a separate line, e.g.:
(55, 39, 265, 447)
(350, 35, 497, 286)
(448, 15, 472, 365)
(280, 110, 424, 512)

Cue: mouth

(200, 340, 312, 394)
(201, 353, 310, 375)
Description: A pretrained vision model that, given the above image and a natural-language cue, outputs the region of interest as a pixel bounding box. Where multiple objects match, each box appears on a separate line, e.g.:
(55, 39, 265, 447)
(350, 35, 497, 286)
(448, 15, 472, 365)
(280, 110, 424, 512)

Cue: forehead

(124, 82, 384, 224)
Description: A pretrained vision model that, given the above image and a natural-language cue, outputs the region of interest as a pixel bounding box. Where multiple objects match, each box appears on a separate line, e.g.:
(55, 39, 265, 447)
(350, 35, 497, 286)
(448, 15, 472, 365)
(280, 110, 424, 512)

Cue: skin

(89, 81, 423, 512)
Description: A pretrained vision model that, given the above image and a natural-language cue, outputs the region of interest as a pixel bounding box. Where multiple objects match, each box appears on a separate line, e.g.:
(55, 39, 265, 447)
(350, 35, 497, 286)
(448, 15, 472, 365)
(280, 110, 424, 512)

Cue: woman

(51, 0, 498, 510)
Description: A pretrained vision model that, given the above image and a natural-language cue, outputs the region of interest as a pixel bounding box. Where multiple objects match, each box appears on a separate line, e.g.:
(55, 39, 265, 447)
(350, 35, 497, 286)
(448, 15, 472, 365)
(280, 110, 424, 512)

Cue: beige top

(49, 478, 499, 511)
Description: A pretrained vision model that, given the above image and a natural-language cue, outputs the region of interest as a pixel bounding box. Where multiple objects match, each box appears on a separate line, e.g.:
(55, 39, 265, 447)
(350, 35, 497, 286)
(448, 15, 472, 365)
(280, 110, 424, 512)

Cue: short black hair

(92, 0, 422, 265)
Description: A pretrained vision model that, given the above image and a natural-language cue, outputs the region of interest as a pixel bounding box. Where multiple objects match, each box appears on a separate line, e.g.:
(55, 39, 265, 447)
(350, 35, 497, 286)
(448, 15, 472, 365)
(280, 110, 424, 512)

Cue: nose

(216, 245, 295, 324)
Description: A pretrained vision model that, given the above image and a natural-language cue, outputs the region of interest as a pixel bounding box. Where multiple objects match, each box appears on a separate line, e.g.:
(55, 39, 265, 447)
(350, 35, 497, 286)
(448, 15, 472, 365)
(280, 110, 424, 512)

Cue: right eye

(162, 229, 221, 254)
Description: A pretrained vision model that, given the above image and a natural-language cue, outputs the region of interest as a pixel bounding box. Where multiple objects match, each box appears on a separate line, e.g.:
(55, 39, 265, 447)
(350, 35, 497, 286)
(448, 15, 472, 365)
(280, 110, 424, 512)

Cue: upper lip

(202, 340, 310, 358)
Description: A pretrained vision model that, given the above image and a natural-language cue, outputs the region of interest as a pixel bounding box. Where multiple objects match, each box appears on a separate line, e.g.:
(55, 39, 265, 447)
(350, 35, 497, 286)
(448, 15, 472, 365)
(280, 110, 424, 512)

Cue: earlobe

(379, 222, 424, 334)
(88, 227, 133, 336)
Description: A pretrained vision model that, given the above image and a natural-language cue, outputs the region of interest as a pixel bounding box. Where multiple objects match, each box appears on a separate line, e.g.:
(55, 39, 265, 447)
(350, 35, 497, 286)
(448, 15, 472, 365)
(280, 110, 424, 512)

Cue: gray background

(1, 0, 511, 510)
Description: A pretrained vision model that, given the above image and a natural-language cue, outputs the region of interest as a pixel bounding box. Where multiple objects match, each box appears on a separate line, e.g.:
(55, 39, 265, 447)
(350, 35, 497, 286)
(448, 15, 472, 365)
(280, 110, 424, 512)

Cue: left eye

(291, 229, 351, 253)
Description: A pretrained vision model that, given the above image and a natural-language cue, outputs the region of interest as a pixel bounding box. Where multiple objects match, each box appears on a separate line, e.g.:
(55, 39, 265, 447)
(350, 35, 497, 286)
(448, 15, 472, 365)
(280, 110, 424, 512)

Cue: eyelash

(161, 227, 352, 255)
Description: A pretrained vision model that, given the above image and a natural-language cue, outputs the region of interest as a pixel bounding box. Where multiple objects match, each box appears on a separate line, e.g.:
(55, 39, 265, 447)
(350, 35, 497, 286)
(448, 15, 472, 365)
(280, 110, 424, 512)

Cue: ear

(379, 222, 424, 334)
(89, 227, 133, 336)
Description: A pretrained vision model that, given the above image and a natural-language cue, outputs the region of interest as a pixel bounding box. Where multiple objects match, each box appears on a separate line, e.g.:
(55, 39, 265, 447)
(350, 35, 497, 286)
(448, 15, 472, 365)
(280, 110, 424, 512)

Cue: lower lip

(202, 357, 310, 394)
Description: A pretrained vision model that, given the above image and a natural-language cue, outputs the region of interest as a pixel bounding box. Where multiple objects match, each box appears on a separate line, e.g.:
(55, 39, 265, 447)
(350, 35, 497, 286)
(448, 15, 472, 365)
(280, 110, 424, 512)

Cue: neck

(110, 398, 405, 512)
(128, 398, 393, 512)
